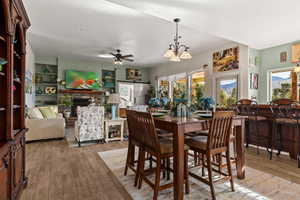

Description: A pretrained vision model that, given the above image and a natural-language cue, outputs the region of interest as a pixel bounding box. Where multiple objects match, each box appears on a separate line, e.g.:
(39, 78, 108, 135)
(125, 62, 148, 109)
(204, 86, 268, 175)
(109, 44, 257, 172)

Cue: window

(216, 76, 238, 107)
(158, 80, 169, 98)
(173, 78, 187, 103)
(270, 70, 292, 101)
(191, 72, 205, 104)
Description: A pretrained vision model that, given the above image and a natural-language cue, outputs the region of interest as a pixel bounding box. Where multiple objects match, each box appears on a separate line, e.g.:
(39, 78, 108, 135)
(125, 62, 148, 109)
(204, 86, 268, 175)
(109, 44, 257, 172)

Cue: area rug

(98, 148, 300, 200)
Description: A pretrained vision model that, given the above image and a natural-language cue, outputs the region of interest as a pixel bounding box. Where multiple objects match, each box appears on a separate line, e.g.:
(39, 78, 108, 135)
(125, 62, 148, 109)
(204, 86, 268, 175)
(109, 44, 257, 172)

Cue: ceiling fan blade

(123, 58, 134, 62)
(121, 54, 134, 58)
(110, 53, 117, 57)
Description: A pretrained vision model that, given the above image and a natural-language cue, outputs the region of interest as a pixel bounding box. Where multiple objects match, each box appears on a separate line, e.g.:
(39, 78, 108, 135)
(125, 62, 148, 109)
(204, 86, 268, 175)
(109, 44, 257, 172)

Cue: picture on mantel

(213, 46, 239, 72)
(126, 68, 142, 81)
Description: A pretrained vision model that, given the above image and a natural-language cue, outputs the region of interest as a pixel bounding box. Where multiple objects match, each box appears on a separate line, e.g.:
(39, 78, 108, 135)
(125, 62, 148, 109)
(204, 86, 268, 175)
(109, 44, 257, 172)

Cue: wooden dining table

(153, 115, 246, 200)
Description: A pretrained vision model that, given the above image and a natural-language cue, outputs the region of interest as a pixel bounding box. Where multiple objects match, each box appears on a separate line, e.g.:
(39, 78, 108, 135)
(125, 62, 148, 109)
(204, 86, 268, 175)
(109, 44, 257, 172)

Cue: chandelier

(164, 18, 192, 62)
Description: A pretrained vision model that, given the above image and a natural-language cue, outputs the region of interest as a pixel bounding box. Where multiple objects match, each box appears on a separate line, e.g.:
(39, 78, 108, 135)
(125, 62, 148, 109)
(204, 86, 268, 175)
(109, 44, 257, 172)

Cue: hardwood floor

(21, 135, 300, 200)
(21, 139, 130, 200)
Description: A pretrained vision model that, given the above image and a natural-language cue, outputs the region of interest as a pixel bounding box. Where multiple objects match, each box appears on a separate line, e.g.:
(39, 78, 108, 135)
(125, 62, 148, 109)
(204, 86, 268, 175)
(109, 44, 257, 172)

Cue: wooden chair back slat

(134, 111, 160, 152)
(126, 110, 137, 141)
(208, 111, 234, 150)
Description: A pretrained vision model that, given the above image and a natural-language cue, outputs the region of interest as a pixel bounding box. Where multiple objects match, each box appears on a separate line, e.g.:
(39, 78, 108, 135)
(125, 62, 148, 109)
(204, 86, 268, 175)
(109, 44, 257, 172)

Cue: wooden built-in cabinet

(0, 0, 30, 199)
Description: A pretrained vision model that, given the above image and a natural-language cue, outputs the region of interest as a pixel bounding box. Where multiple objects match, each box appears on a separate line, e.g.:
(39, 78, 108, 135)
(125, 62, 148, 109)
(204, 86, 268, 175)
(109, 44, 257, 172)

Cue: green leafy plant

(59, 95, 73, 108)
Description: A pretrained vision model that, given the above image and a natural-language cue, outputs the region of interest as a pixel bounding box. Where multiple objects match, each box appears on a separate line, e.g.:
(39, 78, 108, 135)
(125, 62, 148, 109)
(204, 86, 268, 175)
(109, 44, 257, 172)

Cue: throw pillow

(28, 107, 44, 119)
(39, 107, 57, 119)
(49, 106, 58, 114)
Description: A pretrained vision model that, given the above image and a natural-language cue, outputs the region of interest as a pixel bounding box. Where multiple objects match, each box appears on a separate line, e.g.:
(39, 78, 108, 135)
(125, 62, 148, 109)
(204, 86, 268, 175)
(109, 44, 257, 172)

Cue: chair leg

(201, 153, 205, 177)
(232, 139, 238, 170)
(298, 153, 300, 168)
(255, 120, 260, 155)
(167, 157, 171, 180)
(138, 149, 146, 189)
(124, 141, 132, 176)
(135, 148, 143, 187)
(149, 155, 153, 169)
(184, 151, 190, 194)
(153, 157, 161, 200)
(162, 159, 166, 179)
(194, 151, 198, 166)
(218, 154, 222, 177)
(226, 150, 235, 192)
(207, 154, 216, 200)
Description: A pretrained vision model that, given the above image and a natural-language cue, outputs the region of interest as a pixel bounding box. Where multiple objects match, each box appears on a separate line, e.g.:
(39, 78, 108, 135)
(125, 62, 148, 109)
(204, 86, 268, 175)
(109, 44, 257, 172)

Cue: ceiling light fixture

(164, 18, 192, 62)
(114, 58, 123, 65)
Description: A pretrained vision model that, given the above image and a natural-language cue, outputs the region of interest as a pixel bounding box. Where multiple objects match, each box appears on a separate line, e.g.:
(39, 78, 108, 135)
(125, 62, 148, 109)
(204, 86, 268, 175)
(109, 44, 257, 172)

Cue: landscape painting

(213, 46, 239, 72)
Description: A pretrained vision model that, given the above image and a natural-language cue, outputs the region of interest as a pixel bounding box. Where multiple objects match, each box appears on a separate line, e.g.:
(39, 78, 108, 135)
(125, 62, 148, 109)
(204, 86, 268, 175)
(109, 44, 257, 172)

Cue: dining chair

(236, 99, 272, 157)
(187, 111, 236, 169)
(185, 113, 234, 200)
(134, 111, 190, 200)
(124, 110, 140, 183)
(270, 98, 299, 164)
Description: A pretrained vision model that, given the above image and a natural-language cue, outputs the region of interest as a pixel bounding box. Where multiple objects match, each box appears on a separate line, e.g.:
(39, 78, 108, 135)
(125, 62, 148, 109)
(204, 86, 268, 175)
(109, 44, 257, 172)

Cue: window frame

(216, 75, 239, 107)
(268, 68, 293, 102)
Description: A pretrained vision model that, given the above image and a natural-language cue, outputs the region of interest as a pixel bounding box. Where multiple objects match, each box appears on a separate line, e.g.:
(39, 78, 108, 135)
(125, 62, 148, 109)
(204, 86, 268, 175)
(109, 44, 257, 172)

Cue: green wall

(258, 42, 298, 103)
(35, 56, 151, 87)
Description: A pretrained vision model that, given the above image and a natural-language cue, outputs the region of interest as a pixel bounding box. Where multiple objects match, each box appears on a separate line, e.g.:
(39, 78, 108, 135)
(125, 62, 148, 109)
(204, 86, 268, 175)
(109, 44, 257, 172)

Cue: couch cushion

(39, 107, 57, 119)
(48, 106, 58, 114)
(28, 107, 44, 119)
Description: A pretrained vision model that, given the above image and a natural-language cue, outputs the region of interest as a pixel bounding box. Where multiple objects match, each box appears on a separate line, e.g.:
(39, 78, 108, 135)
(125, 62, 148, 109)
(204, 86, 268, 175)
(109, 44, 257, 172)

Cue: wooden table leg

(173, 125, 185, 200)
(235, 119, 246, 179)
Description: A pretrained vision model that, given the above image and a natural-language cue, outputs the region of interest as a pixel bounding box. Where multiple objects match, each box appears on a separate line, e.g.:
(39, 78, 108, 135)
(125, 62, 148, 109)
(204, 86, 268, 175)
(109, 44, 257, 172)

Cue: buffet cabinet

(0, 0, 30, 199)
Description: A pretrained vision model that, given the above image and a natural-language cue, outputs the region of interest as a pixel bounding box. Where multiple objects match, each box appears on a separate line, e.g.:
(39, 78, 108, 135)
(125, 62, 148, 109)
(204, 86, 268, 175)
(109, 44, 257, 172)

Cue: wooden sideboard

(0, 0, 30, 199)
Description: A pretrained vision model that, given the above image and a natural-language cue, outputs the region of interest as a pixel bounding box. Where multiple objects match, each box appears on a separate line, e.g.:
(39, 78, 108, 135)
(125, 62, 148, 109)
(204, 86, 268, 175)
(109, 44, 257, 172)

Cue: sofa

(25, 106, 65, 141)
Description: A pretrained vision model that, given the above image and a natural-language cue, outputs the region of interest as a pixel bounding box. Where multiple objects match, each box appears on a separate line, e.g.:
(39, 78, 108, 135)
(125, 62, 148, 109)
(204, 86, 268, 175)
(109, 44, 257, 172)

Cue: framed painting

(280, 51, 287, 63)
(213, 46, 239, 72)
(126, 68, 142, 81)
(250, 73, 258, 89)
(291, 43, 300, 63)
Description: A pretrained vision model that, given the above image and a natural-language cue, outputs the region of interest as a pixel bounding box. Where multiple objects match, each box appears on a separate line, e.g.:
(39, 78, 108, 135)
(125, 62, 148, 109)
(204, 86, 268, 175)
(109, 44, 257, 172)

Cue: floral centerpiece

(199, 97, 215, 110)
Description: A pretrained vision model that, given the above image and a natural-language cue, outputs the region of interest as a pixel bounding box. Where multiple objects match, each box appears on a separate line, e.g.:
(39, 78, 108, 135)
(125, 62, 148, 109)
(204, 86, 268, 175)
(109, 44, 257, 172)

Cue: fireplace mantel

(59, 89, 104, 95)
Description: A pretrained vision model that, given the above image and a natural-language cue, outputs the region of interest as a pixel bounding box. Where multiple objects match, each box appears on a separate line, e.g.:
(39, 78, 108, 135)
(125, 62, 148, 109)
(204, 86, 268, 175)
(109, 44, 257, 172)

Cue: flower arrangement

(199, 97, 215, 110)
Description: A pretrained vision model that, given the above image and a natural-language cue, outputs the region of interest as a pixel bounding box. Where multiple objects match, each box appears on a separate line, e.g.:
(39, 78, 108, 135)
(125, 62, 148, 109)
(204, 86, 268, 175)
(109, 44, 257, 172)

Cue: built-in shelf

(0, 107, 5, 111)
(0, 72, 5, 76)
(36, 94, 57, 97)
(35, 72, 57, 76)
(35, 63, 58, 106)
(35, 82, 57, 85)
(0, 35, 5, 42)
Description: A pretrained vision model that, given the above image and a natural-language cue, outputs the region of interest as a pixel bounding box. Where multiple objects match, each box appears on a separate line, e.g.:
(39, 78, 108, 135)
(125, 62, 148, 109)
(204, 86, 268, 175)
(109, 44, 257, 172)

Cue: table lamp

(107, 93, 120, 120)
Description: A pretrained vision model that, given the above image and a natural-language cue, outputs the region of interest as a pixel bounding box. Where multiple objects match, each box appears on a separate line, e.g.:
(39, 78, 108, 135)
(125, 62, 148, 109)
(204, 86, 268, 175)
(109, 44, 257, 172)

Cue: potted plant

(59, 95, 73, 118)
(199, 97, 215, 111)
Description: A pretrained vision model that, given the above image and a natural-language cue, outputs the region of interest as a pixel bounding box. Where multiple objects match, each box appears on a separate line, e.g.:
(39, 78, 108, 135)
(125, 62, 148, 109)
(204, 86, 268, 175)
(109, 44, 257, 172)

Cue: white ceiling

(24, 0, 300, 67)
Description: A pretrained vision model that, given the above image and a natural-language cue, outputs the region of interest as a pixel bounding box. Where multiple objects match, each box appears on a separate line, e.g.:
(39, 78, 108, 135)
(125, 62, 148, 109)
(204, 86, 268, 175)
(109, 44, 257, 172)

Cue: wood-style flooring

(21, 134, 300, 200)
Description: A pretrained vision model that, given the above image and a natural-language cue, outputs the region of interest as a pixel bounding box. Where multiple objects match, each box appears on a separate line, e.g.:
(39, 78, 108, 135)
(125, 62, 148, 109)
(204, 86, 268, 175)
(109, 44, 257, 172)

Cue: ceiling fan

(107, 49, 134, 65)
